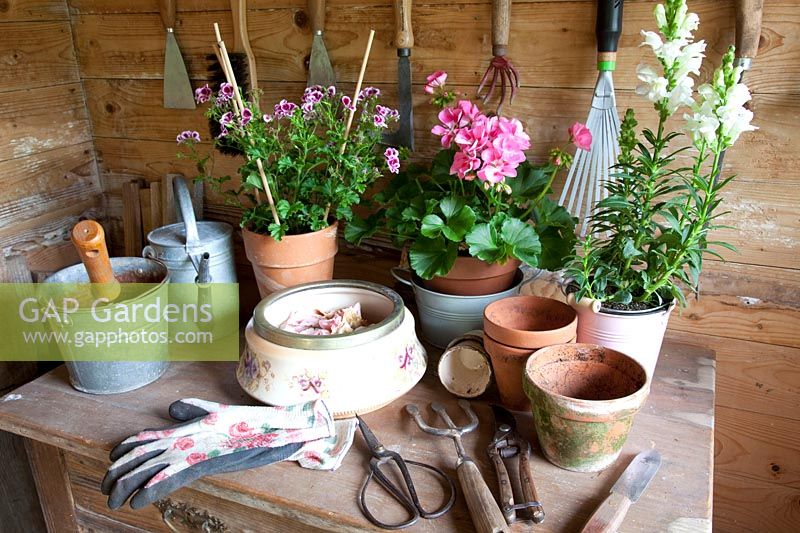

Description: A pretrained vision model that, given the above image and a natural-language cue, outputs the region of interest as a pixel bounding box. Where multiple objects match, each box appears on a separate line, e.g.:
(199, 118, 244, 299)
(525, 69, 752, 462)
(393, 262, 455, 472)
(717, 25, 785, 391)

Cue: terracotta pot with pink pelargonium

(347, 70, 585, 296)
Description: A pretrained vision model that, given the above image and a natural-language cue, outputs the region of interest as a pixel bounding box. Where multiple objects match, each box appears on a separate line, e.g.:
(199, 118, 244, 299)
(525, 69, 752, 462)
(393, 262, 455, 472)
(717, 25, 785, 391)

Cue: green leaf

(500, 218, 541, 267)
(465, 223, 505, 264)
(344, 214, 379, 245)
(442, 205, 476, 242)
(508, 163, 551, 199)
(409, 236, 458, 279)
(537, 226, 576, 271)
(420, 214, 446, 238)
(440, 196, 464, 219)
(622, 238, 641, 259)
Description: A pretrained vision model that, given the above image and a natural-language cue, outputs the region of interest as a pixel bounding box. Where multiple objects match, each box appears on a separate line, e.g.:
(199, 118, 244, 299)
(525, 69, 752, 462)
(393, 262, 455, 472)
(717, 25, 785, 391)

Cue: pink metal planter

(567, 294, 676, 379)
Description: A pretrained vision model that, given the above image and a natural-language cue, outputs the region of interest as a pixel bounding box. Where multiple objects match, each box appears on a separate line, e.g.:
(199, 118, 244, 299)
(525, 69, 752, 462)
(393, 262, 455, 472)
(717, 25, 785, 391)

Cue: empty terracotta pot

(482, 296, 577, 411)
(423, 256, 521, 296)
(243, 222, 338, 298)
(523, 343, 649, 472)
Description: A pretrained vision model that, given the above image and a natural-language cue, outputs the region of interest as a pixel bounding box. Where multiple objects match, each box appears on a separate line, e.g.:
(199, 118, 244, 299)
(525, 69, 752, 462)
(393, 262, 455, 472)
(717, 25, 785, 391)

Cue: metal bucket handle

(173, 175, 201, 249)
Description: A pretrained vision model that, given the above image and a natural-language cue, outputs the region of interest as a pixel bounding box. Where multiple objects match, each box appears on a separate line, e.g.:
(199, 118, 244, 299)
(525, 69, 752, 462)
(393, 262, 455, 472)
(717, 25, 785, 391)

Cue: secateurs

(488, 404, 545, 525)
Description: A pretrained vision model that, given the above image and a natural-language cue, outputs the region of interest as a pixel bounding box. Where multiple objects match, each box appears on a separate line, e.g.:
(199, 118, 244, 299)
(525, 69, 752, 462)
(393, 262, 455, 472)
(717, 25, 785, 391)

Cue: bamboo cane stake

(339, 29, 375, 155)
(213, 23, 279, 226)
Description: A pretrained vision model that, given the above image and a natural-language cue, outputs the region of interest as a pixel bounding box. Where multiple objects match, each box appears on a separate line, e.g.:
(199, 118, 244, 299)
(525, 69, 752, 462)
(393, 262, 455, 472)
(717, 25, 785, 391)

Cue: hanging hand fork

(405, 400, 509, 533)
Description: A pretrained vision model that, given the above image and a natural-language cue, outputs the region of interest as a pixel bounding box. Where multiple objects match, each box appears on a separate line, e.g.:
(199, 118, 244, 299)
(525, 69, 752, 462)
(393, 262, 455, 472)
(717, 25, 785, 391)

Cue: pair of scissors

(356, 415, 456, 529)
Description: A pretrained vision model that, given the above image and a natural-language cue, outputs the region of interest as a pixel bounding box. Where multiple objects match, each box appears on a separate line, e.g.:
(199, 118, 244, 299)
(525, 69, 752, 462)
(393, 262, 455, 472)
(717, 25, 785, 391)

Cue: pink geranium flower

(569, 122, 593, 151)
(424, 70, 448, 95)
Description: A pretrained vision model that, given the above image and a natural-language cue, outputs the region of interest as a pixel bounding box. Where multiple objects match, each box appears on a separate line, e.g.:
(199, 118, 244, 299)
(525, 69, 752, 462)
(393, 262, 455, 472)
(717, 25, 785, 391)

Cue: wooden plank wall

(0, 0, 103, 276)
(63, 0, 799, 531)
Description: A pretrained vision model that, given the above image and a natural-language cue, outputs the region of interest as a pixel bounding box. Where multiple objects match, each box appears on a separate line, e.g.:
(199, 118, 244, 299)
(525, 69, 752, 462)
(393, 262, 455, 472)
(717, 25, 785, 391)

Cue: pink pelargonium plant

(432, 100, 530, 183)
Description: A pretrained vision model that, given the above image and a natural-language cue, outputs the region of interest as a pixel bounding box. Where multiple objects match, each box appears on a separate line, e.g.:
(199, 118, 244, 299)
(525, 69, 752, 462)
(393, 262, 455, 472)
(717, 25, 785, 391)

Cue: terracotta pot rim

(484, 333, 536, 357)
(242, 221, 338, 241)
(411, 269, 524, 299)
(524, 343, 649, 407)
(484, 296, 577, 348)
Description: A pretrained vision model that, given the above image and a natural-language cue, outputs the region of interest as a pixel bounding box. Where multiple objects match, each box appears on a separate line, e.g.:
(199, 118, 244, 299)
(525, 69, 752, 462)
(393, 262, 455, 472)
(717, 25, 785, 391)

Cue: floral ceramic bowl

(238, 280, 427, 418)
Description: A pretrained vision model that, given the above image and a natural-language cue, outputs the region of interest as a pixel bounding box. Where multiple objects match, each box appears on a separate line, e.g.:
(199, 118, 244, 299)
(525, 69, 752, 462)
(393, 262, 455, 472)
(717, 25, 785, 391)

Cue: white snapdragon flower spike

(636, 0, 705, 118)
(684, 51, 757, 150)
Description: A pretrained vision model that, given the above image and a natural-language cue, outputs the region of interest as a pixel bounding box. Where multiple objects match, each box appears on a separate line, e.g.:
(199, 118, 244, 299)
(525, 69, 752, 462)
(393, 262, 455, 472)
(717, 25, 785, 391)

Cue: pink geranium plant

(346, 73, 582, 279)
(177, 83, 399, 240)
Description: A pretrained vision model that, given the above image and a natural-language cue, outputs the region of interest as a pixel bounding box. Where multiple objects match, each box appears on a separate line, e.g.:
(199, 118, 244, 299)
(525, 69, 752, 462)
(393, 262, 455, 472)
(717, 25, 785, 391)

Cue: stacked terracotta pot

(482, 296, 578, 411)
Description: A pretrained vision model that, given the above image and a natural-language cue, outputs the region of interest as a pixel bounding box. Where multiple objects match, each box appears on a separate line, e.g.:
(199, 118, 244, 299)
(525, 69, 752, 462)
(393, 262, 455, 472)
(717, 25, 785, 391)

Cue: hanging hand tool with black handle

(488, 405, 545, 525)
(581, 449, 661, 533)
(559, 0, 624, 236)
(307, 0, 336, 88)
(160, 0, 195, 109)
(382, 0, 414, 150)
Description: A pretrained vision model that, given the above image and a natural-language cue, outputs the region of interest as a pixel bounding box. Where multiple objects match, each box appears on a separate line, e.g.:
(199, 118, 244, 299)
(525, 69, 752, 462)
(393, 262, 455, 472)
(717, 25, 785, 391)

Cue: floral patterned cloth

(107, 398, 355, 493)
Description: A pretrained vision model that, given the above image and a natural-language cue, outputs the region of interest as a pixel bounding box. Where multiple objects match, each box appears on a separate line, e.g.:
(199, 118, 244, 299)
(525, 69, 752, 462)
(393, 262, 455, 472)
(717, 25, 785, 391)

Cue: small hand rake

(405, 401, 509, 533)
(477, 0, 519, 116)
(559, 0, 624, 236)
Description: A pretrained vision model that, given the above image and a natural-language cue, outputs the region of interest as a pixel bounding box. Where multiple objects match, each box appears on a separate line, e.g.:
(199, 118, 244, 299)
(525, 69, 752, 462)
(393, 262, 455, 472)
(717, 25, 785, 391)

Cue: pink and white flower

(384, 147, 400, 174)
(424, 70, 447, 95)
(218, 83, 234, 102)
(176, 130, 201, 145)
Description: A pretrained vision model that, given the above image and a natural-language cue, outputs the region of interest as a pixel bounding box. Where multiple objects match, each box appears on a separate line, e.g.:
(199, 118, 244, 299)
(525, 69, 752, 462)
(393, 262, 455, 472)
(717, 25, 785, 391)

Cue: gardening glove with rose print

(101, 398, 354, 509)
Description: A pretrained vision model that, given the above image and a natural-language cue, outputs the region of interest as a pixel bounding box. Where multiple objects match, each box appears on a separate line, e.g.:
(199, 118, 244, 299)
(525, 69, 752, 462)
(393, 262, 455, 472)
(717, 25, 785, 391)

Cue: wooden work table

(0, 340, 714, 532)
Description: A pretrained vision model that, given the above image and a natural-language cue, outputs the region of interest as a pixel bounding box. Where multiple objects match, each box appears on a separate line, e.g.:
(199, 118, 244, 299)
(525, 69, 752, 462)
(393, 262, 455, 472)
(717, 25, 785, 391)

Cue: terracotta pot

(567, 294, 675, 379)
(423, 256, 521, 296)
(523, 343, 649, 472)
(484, 296, 577, 348)
(482, 296, 577, 411)
(243, 222, 338, 298)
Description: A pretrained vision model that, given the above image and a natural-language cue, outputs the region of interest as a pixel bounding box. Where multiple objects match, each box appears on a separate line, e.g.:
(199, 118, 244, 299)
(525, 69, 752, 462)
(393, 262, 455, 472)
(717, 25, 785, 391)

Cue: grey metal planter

(394, 269, 524, 348)
(43, 257, 170, 394)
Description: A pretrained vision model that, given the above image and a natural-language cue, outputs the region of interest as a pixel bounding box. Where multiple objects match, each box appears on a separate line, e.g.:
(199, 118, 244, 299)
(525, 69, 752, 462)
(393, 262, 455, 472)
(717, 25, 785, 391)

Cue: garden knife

(382, 0, 414, 149)
(581, 449, 662, 533)
(160, 0, 195, 109)
(307, 0, 336, 87)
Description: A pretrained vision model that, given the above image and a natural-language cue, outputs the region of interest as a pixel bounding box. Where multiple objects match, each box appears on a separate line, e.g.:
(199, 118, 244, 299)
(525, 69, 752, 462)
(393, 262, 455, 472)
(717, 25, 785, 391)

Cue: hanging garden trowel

(581, 450, 662, 533)
(160, 0, 195, 109)
(307, 0, 336, 87)
(382, 0, 414, 150)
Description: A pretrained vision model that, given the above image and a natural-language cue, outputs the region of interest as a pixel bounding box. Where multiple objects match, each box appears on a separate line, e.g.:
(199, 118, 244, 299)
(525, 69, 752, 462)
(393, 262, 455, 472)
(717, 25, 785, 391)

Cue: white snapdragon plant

(565, 0, 757, 309)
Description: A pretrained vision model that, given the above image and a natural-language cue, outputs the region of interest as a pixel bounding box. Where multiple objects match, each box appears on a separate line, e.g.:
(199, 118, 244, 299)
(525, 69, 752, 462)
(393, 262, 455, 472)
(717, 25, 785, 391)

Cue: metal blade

(611, 449, 662, 503)
(163, 31, 195, 109)
(382, 51, 414, 150)
(308, 34, 336, 88)
(491, 404, 518, 434)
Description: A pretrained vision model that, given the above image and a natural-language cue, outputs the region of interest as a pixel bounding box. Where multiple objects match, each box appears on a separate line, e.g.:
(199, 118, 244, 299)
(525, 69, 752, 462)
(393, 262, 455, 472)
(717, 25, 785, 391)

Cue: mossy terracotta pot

(523, 343, 649, 472)
(423, 256, 521, 296)
(483, 296, 577, 411)
(243, 222, 338, 298)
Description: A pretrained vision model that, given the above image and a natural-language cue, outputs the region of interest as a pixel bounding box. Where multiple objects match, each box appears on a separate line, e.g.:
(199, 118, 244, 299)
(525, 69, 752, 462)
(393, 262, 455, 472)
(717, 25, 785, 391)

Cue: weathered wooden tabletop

(0, 340, 714, 532)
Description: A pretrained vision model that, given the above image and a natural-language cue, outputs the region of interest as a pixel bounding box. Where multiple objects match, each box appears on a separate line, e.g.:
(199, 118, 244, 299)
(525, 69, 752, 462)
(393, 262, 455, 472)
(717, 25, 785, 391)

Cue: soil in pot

(243, 222, 338, 298)
(423, 256, 521, 296)
(524, 343, 648, 472)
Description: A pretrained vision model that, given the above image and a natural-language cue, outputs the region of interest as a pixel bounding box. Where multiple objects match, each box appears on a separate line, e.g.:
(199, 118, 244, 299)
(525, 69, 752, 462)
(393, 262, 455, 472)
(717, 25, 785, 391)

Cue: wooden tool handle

(231, 0, 258, 94)
(230, 0, 244, 51)
(735, 0, 764, 60)
(457, 459, 510, 533)
(519, 444, 545, 523)
(492, 0, 511, 55)
(71, 220, 116, 284)
(159, 0, 176, 29)
(487, 447, 515, 522)
(393, 0, 413, 50)
(581, 492, 633, 533)
(308, 0, 326, 34)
